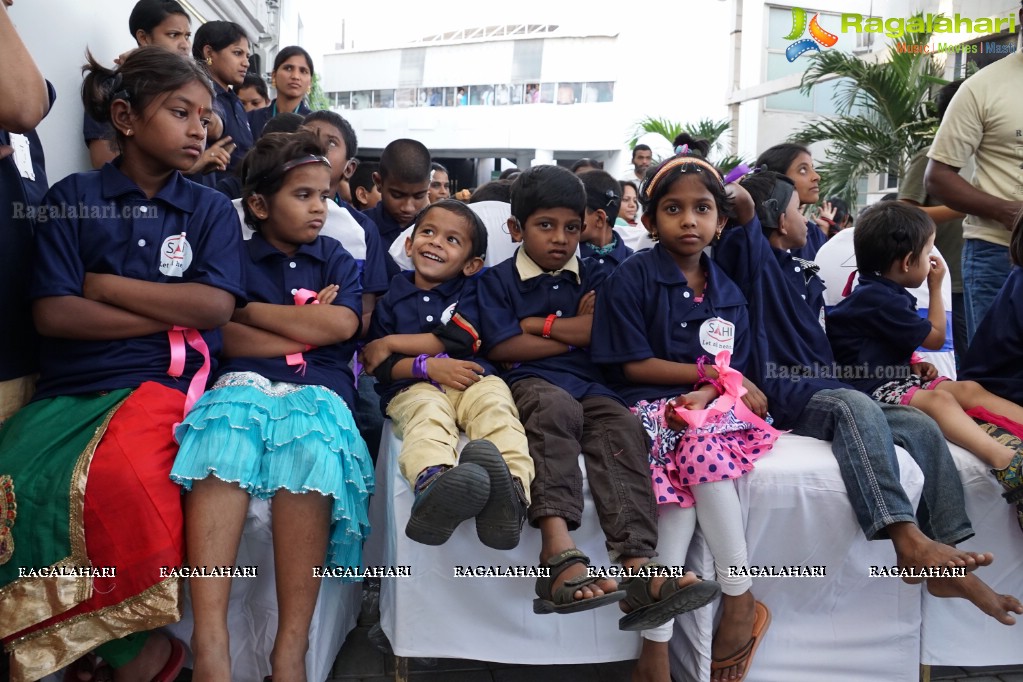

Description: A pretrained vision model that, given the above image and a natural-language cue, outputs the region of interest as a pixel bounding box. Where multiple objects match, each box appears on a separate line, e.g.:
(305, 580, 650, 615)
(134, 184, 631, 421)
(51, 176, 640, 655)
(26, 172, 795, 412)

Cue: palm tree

(790, 16, 945, 206)
(628, 116, 746, 172)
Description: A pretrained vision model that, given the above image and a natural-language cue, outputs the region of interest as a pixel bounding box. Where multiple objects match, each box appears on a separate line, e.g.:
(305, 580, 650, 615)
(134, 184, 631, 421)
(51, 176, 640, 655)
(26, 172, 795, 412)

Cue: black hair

(349, 160, 378, 211)
(239, 73, 269, 101)
(671, 134, 711, 159)
(262, 112, 304, 135)
(191, 20, 248, 61)
(640, 151, 733, 222)
(935, 79, 966, 123)
(128, 0, 188, 39)
(579, 170, 621, 224)
(273, 45, 315, 79)
(379, 138, 432, 184)
(498, 167, 520, 181)
(411, 199, 488, 261)
(755, 143, 812, 174)
(620, 179, 639, 196)
(827, 195, 850, 225)
(431, 161, 448, 175)
(82, 46, 214, 136)
(570, 158, 603, 173)
(509, 165, 585, 225)
(240, 130, 328, 229)
(880, 192, 899, 202)
(631, 144, 651, 160)
(469, 179, 512, 204)
(853, 201, 935, 273)
(302, 110, 358, 160)
(738, 170, 796, 237)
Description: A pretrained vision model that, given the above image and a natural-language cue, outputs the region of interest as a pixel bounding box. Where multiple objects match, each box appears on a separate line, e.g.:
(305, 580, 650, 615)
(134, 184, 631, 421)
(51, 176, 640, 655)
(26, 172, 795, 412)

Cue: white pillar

(530, 149, 555, 167)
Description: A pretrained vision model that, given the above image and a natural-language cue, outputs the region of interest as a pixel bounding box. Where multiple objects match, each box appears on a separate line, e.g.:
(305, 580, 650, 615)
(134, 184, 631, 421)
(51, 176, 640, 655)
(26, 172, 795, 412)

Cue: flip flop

(617, 567, 722, 631)
(151, 636, 186, 682)
(710, 600, 771, 682)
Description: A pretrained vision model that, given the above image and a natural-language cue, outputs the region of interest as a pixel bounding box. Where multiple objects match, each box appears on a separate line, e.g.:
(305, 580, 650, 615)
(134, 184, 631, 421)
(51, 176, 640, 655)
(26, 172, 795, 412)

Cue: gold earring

(271, 76, 277, 88)
(206, 57, 213, 66)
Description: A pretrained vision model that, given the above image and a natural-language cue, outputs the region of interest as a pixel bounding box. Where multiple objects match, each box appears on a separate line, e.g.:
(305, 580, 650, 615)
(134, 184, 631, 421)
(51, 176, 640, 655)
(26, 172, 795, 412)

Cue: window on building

(512, 40, 543, 81)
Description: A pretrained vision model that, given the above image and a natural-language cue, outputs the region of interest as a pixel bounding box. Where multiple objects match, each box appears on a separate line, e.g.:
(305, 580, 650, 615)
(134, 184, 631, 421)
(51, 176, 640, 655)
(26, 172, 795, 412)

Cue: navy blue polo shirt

(477, 249, 619, 402)
(0, 83, 55, 380)
(248, 99, 312, 140)
(714, 216, 846, 428)
(211, 81, 254, 181)
(218, 233, 362, 407)
(580, 229, 634, 278)
(961, 266, 1023, 404)
(368, 271, 495, 409)
(30, 162, 247, 400)
(82, 111, 111, 146)
(364, 203, 405, 278)
(591, 245, 749, 405)
(827, 274, 934, 394)
(335, 197, 390, 294)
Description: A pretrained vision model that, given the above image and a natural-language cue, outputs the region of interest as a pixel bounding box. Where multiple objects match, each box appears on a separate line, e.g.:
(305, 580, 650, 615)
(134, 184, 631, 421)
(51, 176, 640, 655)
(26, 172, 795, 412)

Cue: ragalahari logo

(784, 8, 839, 61)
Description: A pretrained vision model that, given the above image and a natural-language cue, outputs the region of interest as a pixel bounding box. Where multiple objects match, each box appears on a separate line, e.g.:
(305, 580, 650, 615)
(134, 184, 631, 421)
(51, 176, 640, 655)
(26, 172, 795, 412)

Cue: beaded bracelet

(693, 355, 724, 394)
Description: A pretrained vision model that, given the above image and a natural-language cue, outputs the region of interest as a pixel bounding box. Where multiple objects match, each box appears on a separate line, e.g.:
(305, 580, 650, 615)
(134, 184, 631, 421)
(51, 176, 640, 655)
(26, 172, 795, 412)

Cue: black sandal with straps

(618, 564, 721, 631)
(533, 549, 626, 615)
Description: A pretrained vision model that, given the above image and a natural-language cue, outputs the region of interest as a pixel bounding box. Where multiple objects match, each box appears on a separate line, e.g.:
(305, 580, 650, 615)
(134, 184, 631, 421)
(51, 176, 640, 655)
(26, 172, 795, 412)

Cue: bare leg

(538, 516, 616, 600)
(888, 522, 992, 584)
(938, 380, 1023, 427)
(926, 573, 1023, 625)
(909, 390, 1013, 469)
(632, 638, 671, 682)
(270, 490, 331, 682)
(184, 477, 250, 682)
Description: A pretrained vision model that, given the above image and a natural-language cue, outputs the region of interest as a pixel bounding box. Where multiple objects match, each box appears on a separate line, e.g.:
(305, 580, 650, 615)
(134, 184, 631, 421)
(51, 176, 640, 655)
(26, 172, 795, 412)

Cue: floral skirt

(632, 397, 778, 507)
(172, 372, 375, 574)
(871, 375, 950, 406)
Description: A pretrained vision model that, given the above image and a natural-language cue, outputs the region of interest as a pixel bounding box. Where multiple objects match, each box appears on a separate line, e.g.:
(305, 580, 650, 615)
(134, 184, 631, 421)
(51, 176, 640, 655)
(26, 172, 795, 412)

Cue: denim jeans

(962, 238, 1011, 346)
(791, 388, 973, 545)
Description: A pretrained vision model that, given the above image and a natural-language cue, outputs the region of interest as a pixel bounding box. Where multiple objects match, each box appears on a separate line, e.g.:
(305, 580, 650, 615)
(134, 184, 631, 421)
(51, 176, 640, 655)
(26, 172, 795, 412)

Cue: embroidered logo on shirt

(159, 233, 193, 277)
(699, 318, 736, 354)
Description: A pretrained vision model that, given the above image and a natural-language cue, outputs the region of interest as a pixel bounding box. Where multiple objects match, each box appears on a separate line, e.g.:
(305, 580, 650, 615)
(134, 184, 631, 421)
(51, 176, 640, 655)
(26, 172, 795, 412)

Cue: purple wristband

(412, 354, 430, 380)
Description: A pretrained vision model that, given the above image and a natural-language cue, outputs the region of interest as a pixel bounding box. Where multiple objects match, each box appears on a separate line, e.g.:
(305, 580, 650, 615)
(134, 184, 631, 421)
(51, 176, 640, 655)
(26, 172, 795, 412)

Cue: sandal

(992, 452, 1023, 505)
(533, 549, 626, 614)
(618, 565, 722, 631)
(405, 463, 490, 545)
(710, 600, 771, 682)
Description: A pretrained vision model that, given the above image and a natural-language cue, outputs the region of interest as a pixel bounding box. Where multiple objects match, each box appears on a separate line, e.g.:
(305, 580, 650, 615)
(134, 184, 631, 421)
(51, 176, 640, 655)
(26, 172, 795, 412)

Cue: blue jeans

(962, 239, 1011, 346)
(791, 389, 972, 546)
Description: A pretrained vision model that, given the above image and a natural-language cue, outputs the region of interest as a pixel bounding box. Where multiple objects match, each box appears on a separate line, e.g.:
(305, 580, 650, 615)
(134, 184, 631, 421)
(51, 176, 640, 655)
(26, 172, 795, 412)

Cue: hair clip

(604, 188, 619, 207)
(722, 163, 752, 185)
(675, 144, 690, 156)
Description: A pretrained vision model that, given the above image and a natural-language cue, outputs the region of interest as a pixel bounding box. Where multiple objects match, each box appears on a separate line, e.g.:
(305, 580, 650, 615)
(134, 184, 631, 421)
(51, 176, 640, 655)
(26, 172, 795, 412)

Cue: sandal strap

(535, 549, 598, 604)
(621, 562, 672, 610)
(712, 636, 755, 667)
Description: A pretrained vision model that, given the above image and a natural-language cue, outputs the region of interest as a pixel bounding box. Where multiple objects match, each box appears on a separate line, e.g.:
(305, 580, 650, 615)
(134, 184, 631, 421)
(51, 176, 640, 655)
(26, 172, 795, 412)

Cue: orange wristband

(542, 314, 557, 339)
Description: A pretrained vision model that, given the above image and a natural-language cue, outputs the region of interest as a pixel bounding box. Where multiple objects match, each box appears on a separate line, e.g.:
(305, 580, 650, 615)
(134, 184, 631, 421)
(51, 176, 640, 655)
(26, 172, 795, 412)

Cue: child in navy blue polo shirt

(578, 169, 634, 277)
(171, 131, 374, 682)
(720, 168, 1018, 624)
(827, 201, 1023, 531)
(592, 148, 780, 682)
(961, 211, 1023, 409)
(362, 199, 534, 549)
(0, 47, 247, 682)
(364, 138, 432, 275)
(477, 165, 719, 632)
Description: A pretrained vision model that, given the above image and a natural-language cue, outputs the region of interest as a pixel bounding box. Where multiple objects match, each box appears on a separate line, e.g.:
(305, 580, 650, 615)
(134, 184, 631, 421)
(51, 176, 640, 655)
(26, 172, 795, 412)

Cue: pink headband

(643, 145, 723, 200)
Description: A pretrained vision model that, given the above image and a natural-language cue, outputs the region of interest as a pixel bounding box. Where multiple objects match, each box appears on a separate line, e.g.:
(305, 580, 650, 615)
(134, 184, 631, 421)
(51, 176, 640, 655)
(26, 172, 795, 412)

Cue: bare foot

(710, 591, 756, 682)
(927, 574, 1022, 625)
(632, 638, 670, 682)
(539, 548, 617, 602)
(268, 648, 308, 682)
(889, 522, 992, 584)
